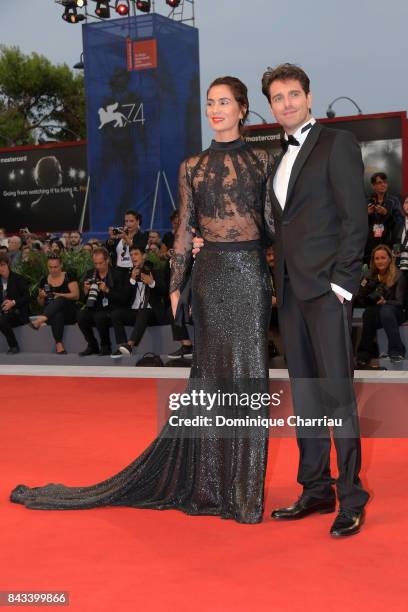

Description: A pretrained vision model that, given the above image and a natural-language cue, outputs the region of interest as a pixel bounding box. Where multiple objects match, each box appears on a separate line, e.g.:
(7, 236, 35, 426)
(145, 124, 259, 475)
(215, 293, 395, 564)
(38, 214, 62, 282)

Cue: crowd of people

(1, 174, 408, 367)
(355, 178, 408, 367)
(0, 209, 192, 360)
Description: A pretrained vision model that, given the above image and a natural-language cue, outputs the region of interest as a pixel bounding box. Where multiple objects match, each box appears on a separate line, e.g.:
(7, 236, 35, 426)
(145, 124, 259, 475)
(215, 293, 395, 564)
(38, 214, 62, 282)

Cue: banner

(0, 142, 88, 233)
(83, 14, 201, 234)
(246, 111, 407, 197)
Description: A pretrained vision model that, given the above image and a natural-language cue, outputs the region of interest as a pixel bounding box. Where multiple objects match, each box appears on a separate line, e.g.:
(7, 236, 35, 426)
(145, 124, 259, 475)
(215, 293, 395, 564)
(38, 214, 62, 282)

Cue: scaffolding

(55, 1, 196, 27)
(164, 1, 195, 26)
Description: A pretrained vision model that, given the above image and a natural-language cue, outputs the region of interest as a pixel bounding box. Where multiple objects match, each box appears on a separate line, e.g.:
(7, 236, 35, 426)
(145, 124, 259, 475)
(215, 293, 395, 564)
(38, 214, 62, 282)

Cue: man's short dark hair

(0, 245, 8, 253)
(130, 246, 144, 255)
(0, 253, 10, 266)
(371, 172, 388, 184)
(125, 209, 142, 224)
(262, 63, 310, 103)
(92, 246, 110, 260)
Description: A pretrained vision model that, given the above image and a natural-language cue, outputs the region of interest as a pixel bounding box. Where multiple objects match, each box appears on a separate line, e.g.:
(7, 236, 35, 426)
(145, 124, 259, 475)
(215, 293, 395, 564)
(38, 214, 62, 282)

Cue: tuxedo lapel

(284, 123, 322, 211)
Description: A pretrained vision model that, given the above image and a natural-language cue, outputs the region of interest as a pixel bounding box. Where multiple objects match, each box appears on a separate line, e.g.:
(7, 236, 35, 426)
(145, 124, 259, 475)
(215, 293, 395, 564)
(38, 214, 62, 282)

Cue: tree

(0, 45, 86, 147)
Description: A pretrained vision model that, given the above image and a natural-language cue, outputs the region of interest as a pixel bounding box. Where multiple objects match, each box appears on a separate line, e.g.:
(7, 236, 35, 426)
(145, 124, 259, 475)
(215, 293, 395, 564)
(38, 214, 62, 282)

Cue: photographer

(67, 231, 82, 252)
(50, 239, 65, 255)
(356, 244, 407, 366)
(30, 254, 79, 355)
(162, 210, 180, 252)
(77, 247, 129, 356)
(7, 236, 22, 270)
(110, 246, 168, 357)
(0, 253, 30, 354)
(106, 210, 148, 276)
(393, 193, 408, 253)
(364, 172, 404, 263)
(0, 228, 8, 248)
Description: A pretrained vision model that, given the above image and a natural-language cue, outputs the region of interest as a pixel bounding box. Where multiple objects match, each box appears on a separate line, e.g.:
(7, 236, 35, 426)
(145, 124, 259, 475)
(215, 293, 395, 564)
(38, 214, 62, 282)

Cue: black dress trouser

(278, 279, 370, 512)
(111, 308, 157, 345)
(0, 312, 26, 348)
(112, 306, 190, 346)
(77, 308, 112, 349)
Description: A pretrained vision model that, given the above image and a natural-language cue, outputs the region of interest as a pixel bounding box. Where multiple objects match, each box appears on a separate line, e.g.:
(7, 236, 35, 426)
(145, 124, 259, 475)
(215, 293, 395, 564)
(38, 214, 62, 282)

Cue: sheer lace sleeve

(169, 159, 195, 294)
(253, 147, 275, 244)
(264, 153, 276, 243)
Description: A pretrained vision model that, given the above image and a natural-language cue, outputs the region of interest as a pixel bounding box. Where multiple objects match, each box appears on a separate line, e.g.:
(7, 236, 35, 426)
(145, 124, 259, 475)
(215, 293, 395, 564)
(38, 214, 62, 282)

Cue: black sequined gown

(10, 138, 275, 523)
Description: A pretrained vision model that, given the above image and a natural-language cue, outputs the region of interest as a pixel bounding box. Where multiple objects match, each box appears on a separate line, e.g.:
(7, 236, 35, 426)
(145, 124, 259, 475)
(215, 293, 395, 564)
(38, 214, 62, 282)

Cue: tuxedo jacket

(125, 268, 169, 322)
(268, 123, 368, 307)
(84, 266, 129, 311)
(392, 219, 408, 246)
(0, 271, 30, 320)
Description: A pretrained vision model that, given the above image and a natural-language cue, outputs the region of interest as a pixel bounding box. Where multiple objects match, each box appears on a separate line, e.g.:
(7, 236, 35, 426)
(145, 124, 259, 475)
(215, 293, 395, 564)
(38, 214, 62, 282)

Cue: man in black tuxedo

(0, 253, 30, 353)
(262, 64, 369, 537)
(110, 246, 169, 357)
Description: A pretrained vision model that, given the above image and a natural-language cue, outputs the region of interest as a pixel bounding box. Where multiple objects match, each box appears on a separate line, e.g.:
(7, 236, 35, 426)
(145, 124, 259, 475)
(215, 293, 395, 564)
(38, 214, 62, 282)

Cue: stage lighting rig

(136, 0, 151, 12)
(166, 0, 181, 7)
(61, 3, 85, 23)
(115, 0, 130, 15)
(95, 1, 110, 18)
(75, 0, 87, 7)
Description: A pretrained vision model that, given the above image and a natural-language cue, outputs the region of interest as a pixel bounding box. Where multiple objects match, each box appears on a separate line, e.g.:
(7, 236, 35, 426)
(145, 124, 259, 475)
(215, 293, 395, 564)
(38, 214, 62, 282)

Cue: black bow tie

(280, 134, 300, 152)
(280, 122, 313, 153)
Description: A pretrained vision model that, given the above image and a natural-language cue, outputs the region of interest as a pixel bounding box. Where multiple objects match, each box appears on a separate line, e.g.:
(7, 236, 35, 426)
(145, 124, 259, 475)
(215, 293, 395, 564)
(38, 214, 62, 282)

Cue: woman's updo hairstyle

(207, 76, 249, 134)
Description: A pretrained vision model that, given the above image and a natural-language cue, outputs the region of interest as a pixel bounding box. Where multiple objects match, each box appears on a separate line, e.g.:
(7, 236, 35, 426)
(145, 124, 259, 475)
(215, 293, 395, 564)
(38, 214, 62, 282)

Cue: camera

(86, 276, 100, 308)
(399, 250, 408, 271)
(1, 288, 9, 314)
(112, 227, 124, 236)
(43, 283, 54, 305)
(142, 260, 154, 275)
(368, 283, 384, 303)
(393, 243, 408, 271)
(133, 260, 154, 282)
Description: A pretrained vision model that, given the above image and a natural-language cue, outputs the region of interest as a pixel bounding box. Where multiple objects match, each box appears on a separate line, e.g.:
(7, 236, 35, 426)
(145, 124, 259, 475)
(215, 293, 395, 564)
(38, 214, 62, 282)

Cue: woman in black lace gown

(11, 76, 275, 524)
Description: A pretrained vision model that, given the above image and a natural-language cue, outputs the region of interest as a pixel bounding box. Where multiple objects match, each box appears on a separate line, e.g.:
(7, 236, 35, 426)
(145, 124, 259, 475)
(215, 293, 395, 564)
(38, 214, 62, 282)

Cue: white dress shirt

(273, 117, 351, 302)
(401, 219, 408, 244)
(129, 276, 155, 309)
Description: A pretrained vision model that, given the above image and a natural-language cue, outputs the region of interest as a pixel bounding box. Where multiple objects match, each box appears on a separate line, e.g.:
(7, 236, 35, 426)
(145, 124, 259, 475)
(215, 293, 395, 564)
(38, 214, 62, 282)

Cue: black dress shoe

(271, 495, 336, 520)
(330, 509, 365, 537)
(98, 346, 111, 356)
(356, 359, 387, 371)
(79, 345, 99, 357)
(7, 345, 20, 355)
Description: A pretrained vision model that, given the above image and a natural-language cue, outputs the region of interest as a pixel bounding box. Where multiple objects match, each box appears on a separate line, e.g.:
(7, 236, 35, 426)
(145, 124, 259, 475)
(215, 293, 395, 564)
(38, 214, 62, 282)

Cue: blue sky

(1, 0, 407, 144)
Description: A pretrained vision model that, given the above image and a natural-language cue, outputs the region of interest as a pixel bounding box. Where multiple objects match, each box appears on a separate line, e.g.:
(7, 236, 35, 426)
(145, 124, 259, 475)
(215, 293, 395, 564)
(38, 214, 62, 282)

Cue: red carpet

(1, 375, 407, 611)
